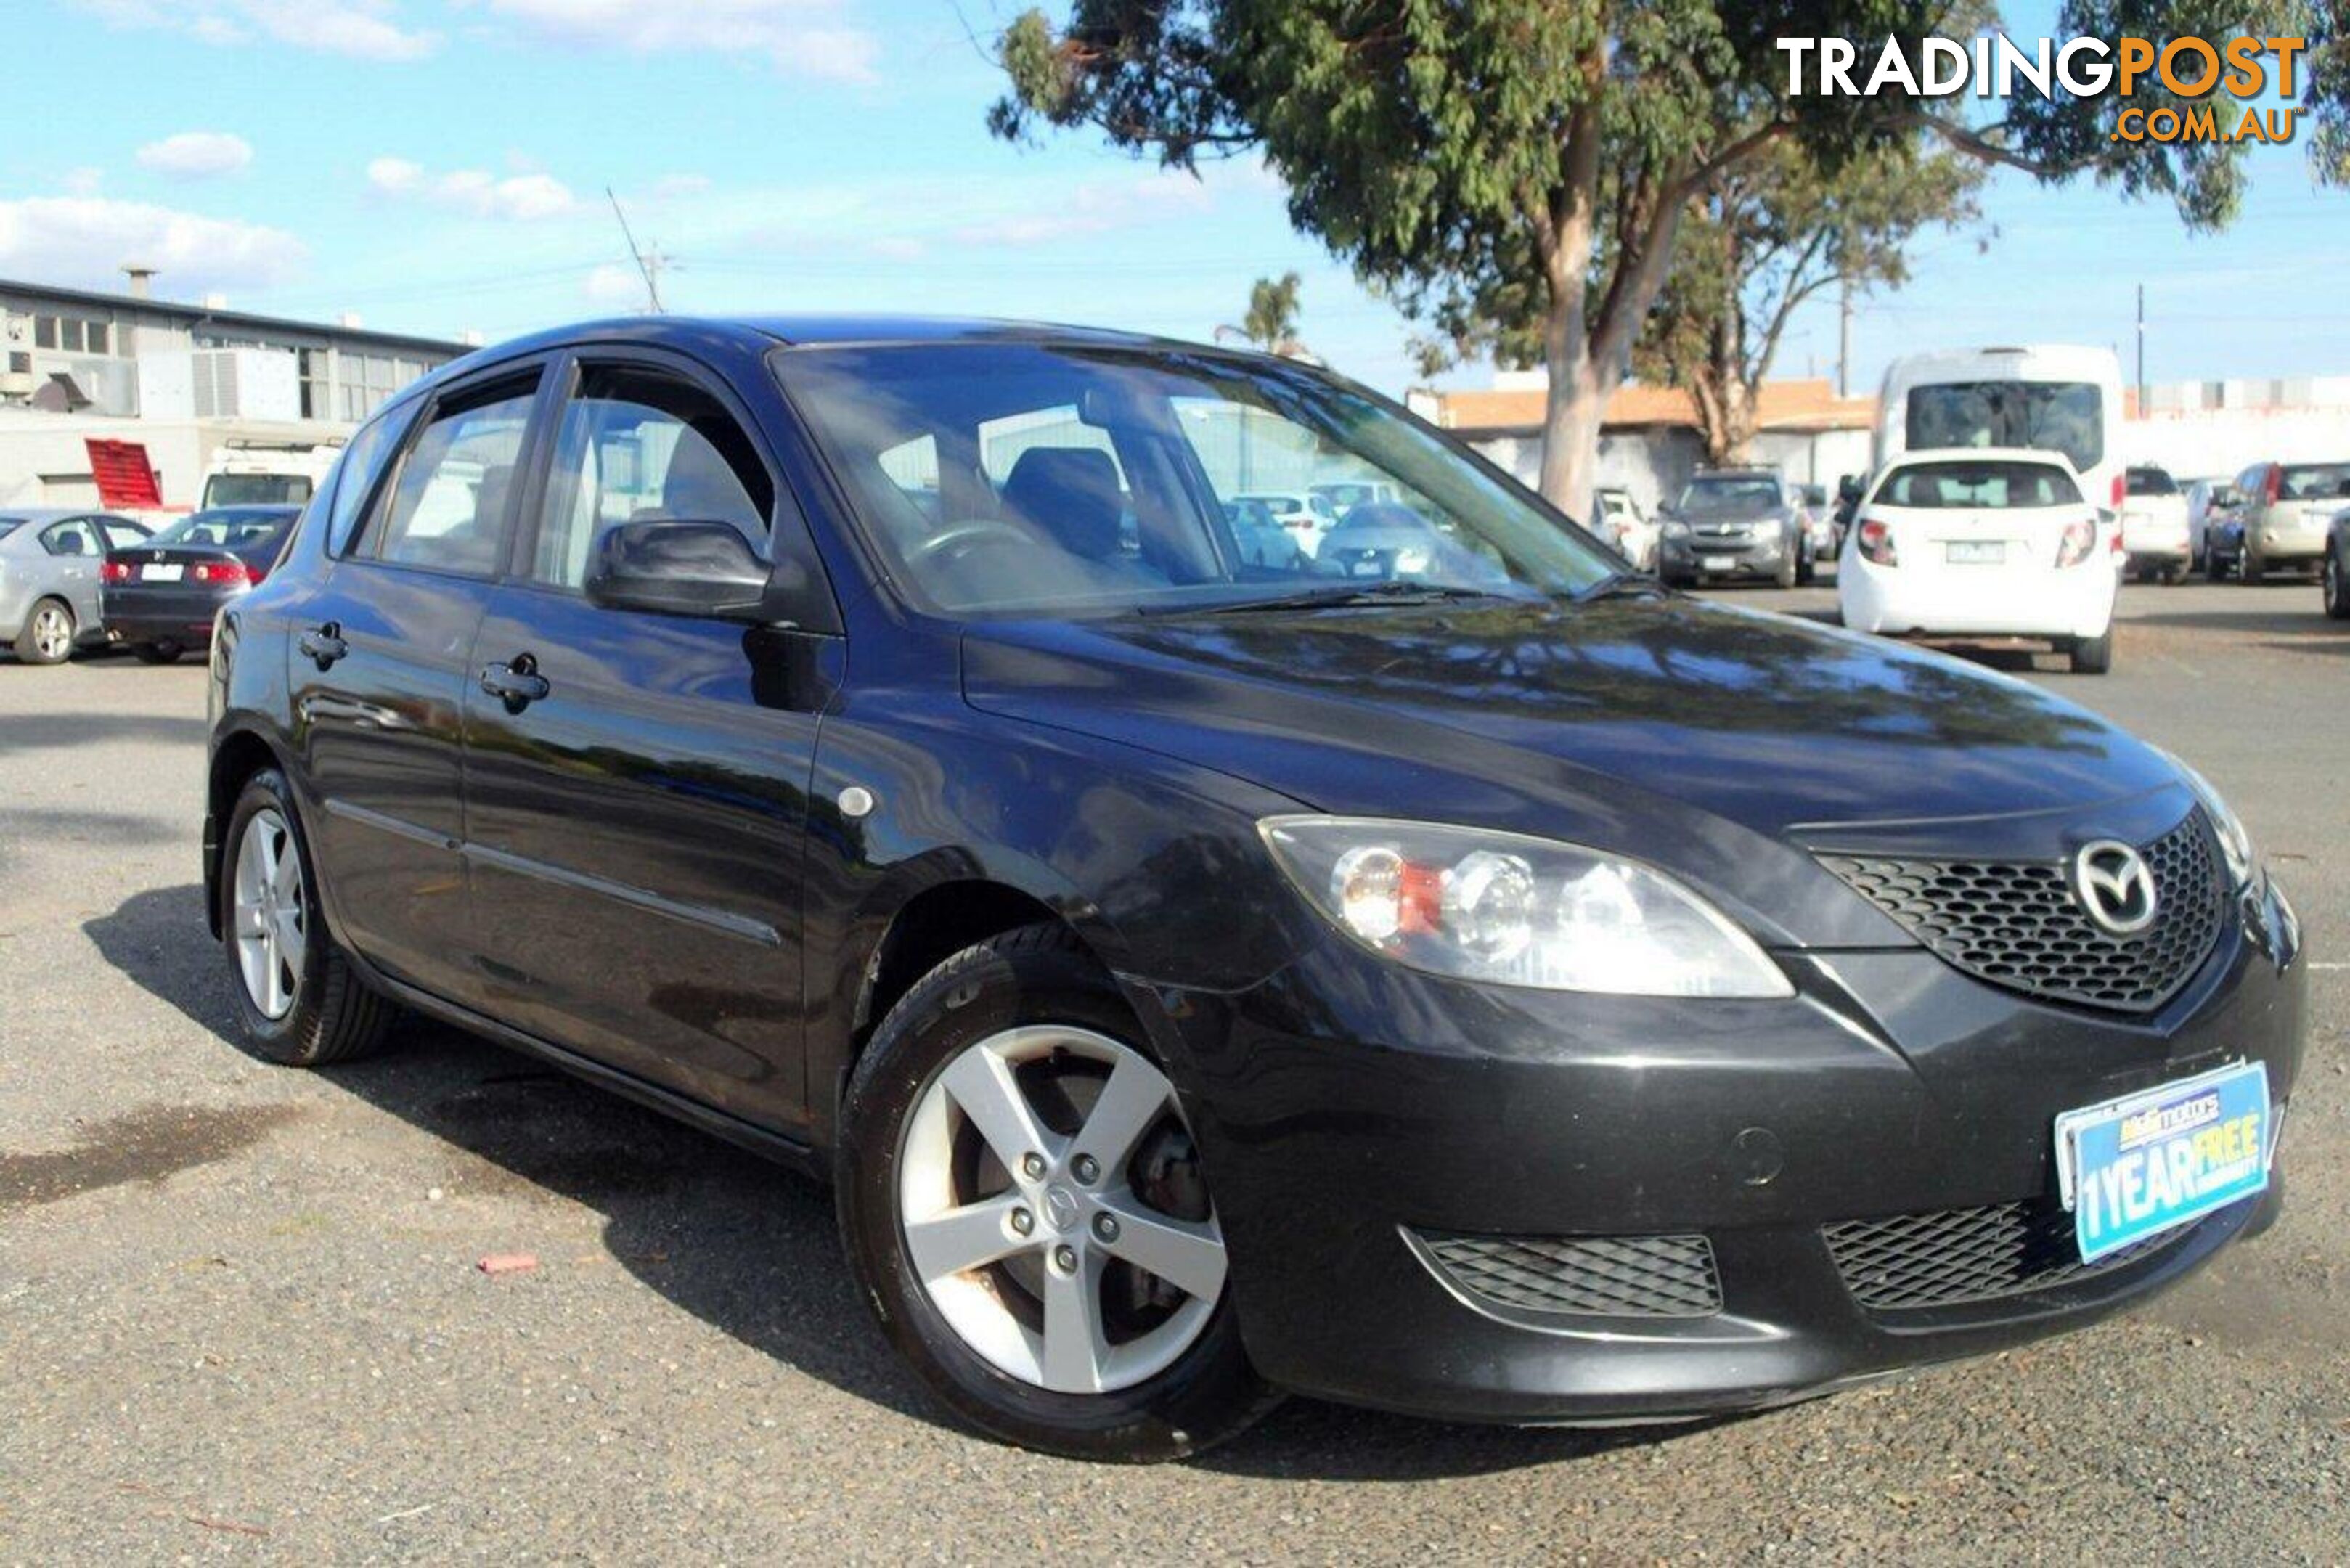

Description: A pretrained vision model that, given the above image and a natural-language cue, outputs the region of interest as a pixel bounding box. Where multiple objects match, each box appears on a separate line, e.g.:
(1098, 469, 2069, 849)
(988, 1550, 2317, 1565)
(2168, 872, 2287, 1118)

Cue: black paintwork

(204, 315, 2308, 1424)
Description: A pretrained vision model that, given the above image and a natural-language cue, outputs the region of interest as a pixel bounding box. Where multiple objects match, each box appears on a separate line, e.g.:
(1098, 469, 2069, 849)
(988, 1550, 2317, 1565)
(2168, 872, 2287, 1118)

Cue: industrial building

(0, 271, 471, 510)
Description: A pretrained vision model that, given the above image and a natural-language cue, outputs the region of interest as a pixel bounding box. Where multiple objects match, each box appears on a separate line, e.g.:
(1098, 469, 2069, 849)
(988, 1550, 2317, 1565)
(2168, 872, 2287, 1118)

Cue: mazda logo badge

(2073, 840, 2158, 936)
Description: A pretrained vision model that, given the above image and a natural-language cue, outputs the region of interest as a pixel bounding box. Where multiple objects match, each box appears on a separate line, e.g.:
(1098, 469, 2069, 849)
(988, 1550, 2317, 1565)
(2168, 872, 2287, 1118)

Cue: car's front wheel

(838, 924, 1272, 1461)
(2325, 552, 2349, 621)
(221, 769, 401, 1066)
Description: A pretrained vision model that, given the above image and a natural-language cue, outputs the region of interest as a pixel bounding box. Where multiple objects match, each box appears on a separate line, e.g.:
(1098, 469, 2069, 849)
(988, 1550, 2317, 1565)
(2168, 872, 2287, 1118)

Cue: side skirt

(350, 950, 829, 1183)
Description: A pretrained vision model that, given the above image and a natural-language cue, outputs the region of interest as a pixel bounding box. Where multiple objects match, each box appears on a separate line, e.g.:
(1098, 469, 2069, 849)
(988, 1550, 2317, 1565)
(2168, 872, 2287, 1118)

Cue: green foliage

(1240, 271, 1302, 349)
(1636, 134, 1986, 460)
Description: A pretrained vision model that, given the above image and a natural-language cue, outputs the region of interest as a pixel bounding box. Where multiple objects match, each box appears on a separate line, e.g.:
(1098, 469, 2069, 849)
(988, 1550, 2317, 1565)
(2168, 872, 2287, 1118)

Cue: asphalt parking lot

(2, 579, 2344, 1562)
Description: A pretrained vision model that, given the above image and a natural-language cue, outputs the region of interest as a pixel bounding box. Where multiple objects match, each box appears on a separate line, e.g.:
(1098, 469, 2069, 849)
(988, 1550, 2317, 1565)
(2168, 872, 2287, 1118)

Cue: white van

(200, 438, 346, 510)
(1876, 346, 2127, 517)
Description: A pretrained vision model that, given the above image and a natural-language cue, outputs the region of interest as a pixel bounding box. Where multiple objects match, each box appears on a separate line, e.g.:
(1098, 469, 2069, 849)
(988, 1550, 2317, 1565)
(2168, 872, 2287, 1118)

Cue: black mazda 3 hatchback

(203, 317, 2306, 1461)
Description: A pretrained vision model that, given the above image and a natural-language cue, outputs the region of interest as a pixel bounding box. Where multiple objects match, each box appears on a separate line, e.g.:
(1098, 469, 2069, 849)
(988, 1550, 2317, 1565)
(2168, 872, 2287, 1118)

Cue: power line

(608, 187, 669, 314)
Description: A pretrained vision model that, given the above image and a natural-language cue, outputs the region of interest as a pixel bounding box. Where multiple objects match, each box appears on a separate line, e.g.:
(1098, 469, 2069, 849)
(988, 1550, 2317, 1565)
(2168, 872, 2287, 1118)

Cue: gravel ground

(2, 579, 2344, 1564)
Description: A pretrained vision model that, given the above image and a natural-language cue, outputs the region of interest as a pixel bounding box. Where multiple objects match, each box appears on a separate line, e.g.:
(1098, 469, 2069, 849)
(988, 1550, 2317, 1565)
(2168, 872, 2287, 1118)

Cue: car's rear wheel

(15, 597, 76, 665)
(1775, 550, 1799, 589)
(221, 769, 400, 1066)
(838, 924, 1273, 1461)
(2242, 542, 2265, 582)
(134, 640, 184, 665)
(2068, 629, 2113, 674)
(2325, 552, 2349, 620)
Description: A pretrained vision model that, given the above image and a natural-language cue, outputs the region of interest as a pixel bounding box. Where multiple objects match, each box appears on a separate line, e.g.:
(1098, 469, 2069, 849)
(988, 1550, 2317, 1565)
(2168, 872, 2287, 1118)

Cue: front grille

(1824, 1199, 2187, 1312)
(1419, 1231, 1722, 1318)
(1819, 812, 2224, 1013)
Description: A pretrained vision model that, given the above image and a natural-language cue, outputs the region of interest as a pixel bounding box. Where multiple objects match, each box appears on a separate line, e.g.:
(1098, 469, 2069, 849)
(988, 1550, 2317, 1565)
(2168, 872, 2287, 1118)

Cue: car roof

(1885, 446, 2083, 473)
(0, 506, 105, 523)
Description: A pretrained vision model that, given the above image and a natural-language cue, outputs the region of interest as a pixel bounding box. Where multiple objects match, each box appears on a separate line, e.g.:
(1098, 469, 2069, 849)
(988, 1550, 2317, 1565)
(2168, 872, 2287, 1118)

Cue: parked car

(1798, 483, 1838, 563)
(1838, 448, 2119, 674)
(1312, 500, 1506, 584)
(203, 316, 2300, 1462)
(1591, 486, 1657, 569)
(1229, 491, 1334, 557)
(1657, 468, 1809, 587)
(0, 509, 152, 664)
(2184, 475, 2243, 573)
(2223, 460, 2350, 581)
(101, 504, 300, 663)
(1309, 478, 1397, 518)
(2118, 465, 2191, 582)
(1224, 498, 1305, 570)
(2325, 506, 2350, 619)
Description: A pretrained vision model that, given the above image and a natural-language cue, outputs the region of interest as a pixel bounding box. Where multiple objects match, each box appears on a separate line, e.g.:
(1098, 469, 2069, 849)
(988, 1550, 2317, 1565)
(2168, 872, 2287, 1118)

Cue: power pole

(607, 187, 667, 314)
(1837, 274, 1853, 398)
(2134, 282, 2147, 414)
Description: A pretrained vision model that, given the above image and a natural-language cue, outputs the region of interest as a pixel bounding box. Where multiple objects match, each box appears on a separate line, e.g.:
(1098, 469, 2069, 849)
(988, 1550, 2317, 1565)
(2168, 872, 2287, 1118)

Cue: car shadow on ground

(83, 882, 1717, 1480)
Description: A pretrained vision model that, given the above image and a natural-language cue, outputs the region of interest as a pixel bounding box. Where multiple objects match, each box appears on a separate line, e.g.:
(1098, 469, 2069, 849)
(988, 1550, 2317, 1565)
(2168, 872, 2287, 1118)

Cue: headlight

(1258, 817, 1792, 997)
(2159, 752, 2256, 887)
(1661, 520, 1689, 539)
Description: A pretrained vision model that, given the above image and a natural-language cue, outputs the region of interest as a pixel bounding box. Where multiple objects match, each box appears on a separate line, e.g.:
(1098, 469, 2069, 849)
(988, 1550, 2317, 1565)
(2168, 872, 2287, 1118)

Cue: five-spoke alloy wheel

(839, 924, 1272, 1461)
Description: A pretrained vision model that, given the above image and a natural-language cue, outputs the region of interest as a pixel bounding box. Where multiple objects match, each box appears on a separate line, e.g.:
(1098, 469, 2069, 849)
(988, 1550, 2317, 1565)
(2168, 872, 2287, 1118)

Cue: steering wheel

(913, 518, 1038, 563)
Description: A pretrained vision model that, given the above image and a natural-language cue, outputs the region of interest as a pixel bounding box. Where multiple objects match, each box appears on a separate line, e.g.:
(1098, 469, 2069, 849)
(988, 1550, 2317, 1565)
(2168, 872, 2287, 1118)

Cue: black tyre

(221, 768, 400, 1066)
(2069, 629, 2113, 675)
(2242, 543, 2264, 582)
(2325, 552, 2349, 621)
(15, 597, 76, 665)
(838, 923, 1273, 1462)
(133, 641, 184, 665)
(1775, 549, 1799, 589)
(2205, 547, 2230, 583)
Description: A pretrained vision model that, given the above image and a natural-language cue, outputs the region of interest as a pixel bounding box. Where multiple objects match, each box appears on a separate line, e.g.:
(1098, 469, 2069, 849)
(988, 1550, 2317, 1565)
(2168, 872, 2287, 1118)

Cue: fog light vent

(1418, 1230, 1722, 1318)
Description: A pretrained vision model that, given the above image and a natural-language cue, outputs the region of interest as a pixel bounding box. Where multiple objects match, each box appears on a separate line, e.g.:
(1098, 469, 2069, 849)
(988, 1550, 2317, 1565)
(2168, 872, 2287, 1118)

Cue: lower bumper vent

(1824, 1199, 2187, 1312)
(1419, 1231, 1723, 1318)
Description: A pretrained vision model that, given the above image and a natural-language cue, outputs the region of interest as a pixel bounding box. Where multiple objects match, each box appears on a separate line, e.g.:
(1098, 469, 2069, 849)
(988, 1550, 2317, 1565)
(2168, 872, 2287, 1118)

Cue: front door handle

(479, 653, 550, 714)
(298, 622, 347, 669)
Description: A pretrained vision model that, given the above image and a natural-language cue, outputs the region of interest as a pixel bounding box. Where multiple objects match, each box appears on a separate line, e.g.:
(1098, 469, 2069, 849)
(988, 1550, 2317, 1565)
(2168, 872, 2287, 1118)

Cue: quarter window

(362, 382, 538, 576)
(324, 411, 405, 555)
(39, 519, 101, 557)
(528, 365, 773, 591)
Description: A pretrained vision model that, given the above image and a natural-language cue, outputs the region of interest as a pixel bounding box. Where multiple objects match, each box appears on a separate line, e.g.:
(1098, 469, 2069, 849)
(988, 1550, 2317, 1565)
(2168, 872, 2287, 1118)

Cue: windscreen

(205, 473, 314, 507)
(1678, 476, 1779, 511)
(1878, 460, 2082, 509)
(778, 343, 1614, 616)
(2277, 463, 2350, 501)
(147, 508, 296, 552)
(1906, 381, 2104, 473)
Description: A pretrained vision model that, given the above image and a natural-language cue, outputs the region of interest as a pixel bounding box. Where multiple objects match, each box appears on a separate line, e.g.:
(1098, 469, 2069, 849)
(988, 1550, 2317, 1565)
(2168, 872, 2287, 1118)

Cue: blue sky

(1, 0, 2343, 399)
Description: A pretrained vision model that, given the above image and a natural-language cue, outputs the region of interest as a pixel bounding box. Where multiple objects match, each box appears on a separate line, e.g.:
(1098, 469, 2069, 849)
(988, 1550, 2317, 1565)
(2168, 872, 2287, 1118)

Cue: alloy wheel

(30, 604, 72, 661)
(897, 1025, 1226, 1395)
(232, 807, 309, 1020)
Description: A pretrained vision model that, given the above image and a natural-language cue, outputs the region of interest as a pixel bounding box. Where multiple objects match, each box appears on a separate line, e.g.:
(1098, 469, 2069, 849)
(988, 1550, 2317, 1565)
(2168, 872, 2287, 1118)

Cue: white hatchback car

(1231, 491, 1334, 558)
(1839, 447, 2118, 674)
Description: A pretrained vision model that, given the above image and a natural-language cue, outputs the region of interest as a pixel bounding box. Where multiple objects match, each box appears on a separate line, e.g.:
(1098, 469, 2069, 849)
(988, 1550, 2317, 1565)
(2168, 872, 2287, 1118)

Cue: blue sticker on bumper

(2055, 1061, 2272, 1265)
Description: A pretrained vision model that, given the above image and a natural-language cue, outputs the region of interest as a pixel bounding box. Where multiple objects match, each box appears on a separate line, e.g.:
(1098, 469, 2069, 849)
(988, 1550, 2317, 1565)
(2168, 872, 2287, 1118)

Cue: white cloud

(0, 197, 306, 294)
(949, 173, 1215, 249)
(582, 264, 647, 306)
(481, 0, 879, 83)
(60, 168, 105, 197)
(651, 173, 711, 200)
(136, 131, 255, 179)
(368, 156, 578, 221)
(73, 0, 438, 62)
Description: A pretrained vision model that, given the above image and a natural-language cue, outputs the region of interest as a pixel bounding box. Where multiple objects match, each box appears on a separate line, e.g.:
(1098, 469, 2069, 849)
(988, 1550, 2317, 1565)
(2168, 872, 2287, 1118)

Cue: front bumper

(1132, 874, 2305, 1424)
(1660, 532, 1786, 580)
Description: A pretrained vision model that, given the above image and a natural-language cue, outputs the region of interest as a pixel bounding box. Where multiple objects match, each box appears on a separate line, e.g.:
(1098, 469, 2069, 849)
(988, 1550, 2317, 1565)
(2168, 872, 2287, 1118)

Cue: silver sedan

(0, 508, 153, 664)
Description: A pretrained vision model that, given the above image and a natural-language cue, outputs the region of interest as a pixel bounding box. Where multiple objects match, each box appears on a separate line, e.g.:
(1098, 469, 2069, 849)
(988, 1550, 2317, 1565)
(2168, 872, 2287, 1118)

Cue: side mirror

(585, 520, 771, 621)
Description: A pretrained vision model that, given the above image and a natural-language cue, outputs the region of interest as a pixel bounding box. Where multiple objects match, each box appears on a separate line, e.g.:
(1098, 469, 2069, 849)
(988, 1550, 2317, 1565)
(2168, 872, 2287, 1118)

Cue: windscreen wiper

(1149, 581, 1526, 616)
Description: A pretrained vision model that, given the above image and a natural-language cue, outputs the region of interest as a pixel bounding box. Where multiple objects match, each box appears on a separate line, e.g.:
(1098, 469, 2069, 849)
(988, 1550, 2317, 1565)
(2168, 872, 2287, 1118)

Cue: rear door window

(359, 377, 540, 577)
(40, 519, 102, 557)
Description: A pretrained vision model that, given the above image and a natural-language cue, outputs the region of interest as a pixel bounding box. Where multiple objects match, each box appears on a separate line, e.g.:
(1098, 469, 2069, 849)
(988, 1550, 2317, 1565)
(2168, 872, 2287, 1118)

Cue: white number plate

(1945, 541, 2005, 565)
(1701, 555, 1736, 571)
(142, 563, 184, 582)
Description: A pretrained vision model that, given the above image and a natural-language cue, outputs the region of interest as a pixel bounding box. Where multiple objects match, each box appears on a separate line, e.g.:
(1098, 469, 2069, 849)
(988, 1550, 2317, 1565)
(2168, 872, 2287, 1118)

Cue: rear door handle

(298, 622, 347, 669)
(479, 653, 550, 714)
